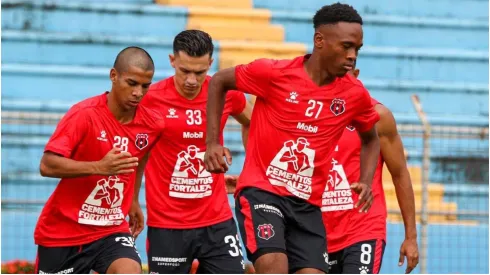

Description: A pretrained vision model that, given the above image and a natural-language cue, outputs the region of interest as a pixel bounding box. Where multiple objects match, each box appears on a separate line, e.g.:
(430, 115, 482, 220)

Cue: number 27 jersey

(234, 55, 380, 207)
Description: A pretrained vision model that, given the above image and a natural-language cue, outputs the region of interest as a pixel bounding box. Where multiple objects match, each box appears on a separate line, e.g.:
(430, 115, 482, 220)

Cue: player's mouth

(127, 100, 140, 107)
(343, 64, 354, 71)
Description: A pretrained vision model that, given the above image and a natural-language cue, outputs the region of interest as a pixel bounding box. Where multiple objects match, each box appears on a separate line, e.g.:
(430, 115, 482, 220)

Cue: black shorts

(235, 187, 328, 273)
(146, 218, 245, 274)
(328, 239, 386, 274)
(36, 232, 142, 274)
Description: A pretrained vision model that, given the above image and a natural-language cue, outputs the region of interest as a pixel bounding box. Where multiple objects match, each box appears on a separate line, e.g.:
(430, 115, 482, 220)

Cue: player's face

(110, 65, 153, 111)
(189, 150, 197, 158)
(170, 51, 213, 97)
(314, 22, 363, 77)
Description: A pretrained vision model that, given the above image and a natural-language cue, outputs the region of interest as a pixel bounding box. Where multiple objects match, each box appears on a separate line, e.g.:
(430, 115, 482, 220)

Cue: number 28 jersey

(34, 93, 165, 247)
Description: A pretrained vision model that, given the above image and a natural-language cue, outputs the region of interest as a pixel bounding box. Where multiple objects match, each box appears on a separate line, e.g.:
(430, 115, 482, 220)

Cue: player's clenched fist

(95, 147, 139, 175)
(351, 182, 374, 212)
(204, 143, 232, 173)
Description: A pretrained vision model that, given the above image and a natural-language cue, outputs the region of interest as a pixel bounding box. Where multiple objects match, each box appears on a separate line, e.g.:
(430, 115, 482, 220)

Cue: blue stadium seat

(253, 0, 489, 20)
(1, 1, 188, 37)
(272, 11, 488, 50)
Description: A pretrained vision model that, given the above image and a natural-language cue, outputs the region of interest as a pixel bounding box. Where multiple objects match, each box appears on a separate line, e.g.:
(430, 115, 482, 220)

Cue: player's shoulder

(137, 104, 166, 130)
(148, 76, 172, 94)
(248, 56, 304, 72)
(340, 74, 367, 91)
(68, 93, 106, 116)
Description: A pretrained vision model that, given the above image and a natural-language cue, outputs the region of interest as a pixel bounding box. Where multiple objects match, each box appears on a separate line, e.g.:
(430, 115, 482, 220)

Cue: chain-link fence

(1, 97, 488, 273)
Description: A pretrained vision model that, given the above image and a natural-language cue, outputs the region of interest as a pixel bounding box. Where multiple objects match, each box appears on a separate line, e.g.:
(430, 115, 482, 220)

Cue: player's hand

(399, 238, 419, 274)
(95, 147, 139, 175)
(351, 182, 373, 212)
(204, 143, 232, 173)
(224, 175, 238, 194)
(128, 200, 144, 240)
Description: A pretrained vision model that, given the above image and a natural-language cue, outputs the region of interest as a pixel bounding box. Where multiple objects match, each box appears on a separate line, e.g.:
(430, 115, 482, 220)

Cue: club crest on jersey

(257, 224, 275, 240)
(346, 125, 356, 131)
(135, 134, 149, 150)
(330, 98, 346, 116)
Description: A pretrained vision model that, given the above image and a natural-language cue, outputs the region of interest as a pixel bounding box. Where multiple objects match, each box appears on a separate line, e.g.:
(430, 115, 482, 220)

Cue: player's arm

(129, 151, 150, 240)
(354, 126, 380, 212)
(205, 59, 271, 173)
(40, 148, 138, 178)
(375, 104, 419, 273)
(232, 99, 253, 148)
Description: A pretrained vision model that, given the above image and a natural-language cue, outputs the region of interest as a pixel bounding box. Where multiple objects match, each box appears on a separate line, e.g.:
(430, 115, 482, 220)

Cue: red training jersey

(322, 98, 387, 253)
(234, 55, 380, 207)
(34, 92, 165, 247)
(141, 76, 246, 229)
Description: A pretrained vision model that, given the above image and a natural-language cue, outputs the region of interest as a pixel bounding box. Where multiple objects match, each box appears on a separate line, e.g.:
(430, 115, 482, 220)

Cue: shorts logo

(257, 224, 275, 240)
(360, 266, 369, 274)
(135, 133, 149, 150)
(330, 98, 346, 116)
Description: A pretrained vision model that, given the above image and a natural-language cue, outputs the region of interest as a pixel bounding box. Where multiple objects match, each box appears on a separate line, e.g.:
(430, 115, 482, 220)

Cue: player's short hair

(113, 46, 155, 73)
(313, 2, 363, 29)
(173, 30, 214, 58)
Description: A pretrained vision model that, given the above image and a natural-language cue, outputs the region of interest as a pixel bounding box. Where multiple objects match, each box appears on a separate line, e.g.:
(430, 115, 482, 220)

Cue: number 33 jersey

(141, 76, 246, 229)
(34, 92, 165, 247)
(234, 55, 380, 207)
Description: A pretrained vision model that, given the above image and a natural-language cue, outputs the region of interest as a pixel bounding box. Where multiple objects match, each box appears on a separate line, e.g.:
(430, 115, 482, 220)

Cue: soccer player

(140, 30, 252, 274)
(323, 62, 419, 274)
(34, 47, 164, 274)
(204, 3, 381, 274)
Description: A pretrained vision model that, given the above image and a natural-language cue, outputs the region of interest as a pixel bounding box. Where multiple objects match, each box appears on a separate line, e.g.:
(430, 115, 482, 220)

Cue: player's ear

(313, 31, 324, 49)
(169, 54, 176, 69)
(109, 68, 117, 83)
(209, 57, 214, 67)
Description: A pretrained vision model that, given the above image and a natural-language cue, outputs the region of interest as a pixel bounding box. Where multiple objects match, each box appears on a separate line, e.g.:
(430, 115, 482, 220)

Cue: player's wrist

(90, 161, 102, 175)
(405, 232, 418, 241)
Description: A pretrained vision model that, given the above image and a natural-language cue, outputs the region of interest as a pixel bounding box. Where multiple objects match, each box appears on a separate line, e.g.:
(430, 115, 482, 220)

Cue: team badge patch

(135, 134, 149, 150)
(346, 125, 356, 131)
(257, 224, 275, 240)
(330, 98, 346, 116)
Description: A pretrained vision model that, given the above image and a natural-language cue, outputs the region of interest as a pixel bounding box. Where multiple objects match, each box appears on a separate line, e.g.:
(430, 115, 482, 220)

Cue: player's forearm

(40, 153, 98, 178)
(133, 153, 149, 203)
(359, 131, 380, 186)
(241, 124, 250, 149)
(206, 72, 230, 144)
(393, 171, 418, 240)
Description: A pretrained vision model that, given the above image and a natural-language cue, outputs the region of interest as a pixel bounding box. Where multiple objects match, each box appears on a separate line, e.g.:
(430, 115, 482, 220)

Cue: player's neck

(174, 78, 201, 100)
(304, 52, 336, 86)
(106, 92, 136, 124)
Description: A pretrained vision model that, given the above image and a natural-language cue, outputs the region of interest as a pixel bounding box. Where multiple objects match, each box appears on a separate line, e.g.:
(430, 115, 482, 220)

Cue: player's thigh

(326, 250, 343, 274)
(235, 187, 287, 264)
(342, 239, 386, 274)
(197, 218, 245, 274)
(146, 226, 195, 274)
(36, 245, 91, 274)
(284, 199, 329, 274)
(91, 232, 142, 274)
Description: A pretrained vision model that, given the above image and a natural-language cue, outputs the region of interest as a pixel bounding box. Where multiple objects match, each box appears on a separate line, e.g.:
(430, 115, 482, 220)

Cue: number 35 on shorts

(224, 234, 243, 257)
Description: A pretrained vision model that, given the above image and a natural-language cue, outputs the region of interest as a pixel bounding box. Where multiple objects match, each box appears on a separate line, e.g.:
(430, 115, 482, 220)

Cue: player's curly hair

(313, 2, 363, 29)
(173, 30, 214, 58)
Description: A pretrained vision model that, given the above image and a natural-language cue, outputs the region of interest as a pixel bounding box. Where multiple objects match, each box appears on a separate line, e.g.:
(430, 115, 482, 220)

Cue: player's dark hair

(313, 2, 363, 29)
(113, 46, 155, 72)
(173, 30, 214, 58)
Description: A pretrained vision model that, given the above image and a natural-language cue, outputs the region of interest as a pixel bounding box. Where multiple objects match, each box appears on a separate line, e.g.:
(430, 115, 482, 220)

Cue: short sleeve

(44, 106, 89, 158)
(351, 88, 380, 133)
(235, 58, 273, 98)
(228, 90, 247, 116)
